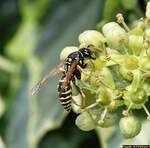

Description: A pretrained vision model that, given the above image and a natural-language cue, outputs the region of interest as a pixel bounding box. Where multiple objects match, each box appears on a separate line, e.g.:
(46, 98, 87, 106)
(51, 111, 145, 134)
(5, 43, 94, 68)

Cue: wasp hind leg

(71, 77, 86, 110)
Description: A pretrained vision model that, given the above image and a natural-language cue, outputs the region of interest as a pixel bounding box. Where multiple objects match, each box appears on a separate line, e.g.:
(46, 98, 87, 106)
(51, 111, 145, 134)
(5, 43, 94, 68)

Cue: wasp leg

(74, 69, 81, 80)
(71, 77, 86, 109)
(81, 63, 87, 68)
(77, 65, 90, 77)
(87, 44, 105, 52)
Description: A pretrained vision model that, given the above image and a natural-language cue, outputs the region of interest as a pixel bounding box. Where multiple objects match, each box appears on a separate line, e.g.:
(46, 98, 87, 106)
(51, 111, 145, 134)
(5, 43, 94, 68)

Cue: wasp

(31, 47, 97, 111)
(57, 48, 96, 111)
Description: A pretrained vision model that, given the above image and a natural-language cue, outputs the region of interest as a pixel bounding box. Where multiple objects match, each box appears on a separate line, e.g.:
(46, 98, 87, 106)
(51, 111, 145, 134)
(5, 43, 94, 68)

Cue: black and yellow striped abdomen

(58, 75, 72, 111)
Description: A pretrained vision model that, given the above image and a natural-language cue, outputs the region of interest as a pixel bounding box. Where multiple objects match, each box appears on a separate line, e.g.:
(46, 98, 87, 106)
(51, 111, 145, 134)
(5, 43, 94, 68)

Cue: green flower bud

(145, 29, 150, 38)
(78, 30, 106, 47)
(93, 57, 106, 70)
(97, 87, 111, 106)
(147, 48, 150, 59)
(102, 22, 128, 49)
(146, 2, 150, 19)
(119, 116, 142, 138)
(123, 91, 143, 109)
(60, 46, 79, 61)
(121, 0, 137, 10)
(131, 88, 147, 104)
(97, 113, 117, 127)
(119, 66, 133, 81)
(128, 35, 143, 55)
(139, 57, 150, 70)
(72, 95, 82, 114)
(100, 67, 115, 89)
(126, 70, 141, 92)
(129, 26, 144, 36)
(108, 100, 124, 111)
(123, 55, 139, 70)
(90, 71, 101, 88)
(75, 111, 95, 131)
(143, 82, 150, 96)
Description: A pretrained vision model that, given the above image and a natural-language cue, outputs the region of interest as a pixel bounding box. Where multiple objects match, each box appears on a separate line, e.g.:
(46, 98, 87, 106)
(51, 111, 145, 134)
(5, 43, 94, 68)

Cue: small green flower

(97, 112, 117, 127)
(119, 116, 142, 138)
(97, 86, 112, 106)
(58, 1, 150, 139)
(128, 35, 143, 55)
(79, 30, 106, 47)
(145, 29, 150, 38)
(123, 55, 139, 70)
(130, 88, 147, 104)
(60, 46, 79, 61)
(119, 66, 133, 81)
(102, 22, 128, 49)
(75, 111, 96, 131)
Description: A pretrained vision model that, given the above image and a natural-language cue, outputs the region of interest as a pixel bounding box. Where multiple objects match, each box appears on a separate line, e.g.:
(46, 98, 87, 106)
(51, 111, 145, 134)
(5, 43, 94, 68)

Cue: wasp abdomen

(58, 76, 72, 111)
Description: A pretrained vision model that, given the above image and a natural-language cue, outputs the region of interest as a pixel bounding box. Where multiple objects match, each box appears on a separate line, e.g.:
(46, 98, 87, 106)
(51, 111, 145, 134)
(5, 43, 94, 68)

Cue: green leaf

(4, 0, 104, 148)
(103, 0, 122, 21)
(0, 55, 17, 73)
(0, 137, 6, 148)
(5, 21, 38, 61)
(0, 95, 5, 118)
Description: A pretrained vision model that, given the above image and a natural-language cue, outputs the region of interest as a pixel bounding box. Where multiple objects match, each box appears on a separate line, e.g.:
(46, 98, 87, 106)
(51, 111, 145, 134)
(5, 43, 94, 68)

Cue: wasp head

(79, 48, 96, 60)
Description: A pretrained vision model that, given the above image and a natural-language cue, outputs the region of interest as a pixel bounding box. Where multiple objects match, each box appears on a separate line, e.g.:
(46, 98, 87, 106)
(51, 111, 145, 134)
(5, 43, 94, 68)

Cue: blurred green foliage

(0, 0, 149, 148)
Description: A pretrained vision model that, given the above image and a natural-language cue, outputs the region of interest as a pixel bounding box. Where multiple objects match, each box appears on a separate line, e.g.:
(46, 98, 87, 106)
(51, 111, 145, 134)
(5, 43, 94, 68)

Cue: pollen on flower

(58, 1, 150, 139)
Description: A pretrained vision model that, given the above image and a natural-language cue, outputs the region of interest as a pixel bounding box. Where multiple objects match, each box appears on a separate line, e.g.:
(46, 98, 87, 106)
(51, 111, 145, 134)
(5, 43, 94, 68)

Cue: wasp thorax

(119, 116, 142, 138)
(78, 30, 106, 47)
(60, 46, 79, 61)
(75, 111, 96, 131)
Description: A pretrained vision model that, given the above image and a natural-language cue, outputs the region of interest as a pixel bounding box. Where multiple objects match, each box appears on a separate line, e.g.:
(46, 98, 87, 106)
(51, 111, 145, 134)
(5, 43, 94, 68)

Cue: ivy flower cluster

(60, 2, 150, 139)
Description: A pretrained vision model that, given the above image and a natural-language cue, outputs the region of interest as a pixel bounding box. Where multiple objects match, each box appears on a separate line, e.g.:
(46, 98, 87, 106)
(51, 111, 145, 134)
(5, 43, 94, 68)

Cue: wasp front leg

(77, 65, 91, 77)
(87, 44, 105, 52)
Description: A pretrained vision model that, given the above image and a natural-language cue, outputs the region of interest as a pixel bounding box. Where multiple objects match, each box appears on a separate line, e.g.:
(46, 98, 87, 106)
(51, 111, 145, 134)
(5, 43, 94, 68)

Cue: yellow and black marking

(58, 48, 96, 111)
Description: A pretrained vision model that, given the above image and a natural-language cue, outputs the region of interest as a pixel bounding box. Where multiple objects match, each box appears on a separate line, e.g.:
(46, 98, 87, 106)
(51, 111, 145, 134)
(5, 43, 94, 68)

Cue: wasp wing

(31, 63, 63, 95)
(61, 58, 80, 89)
